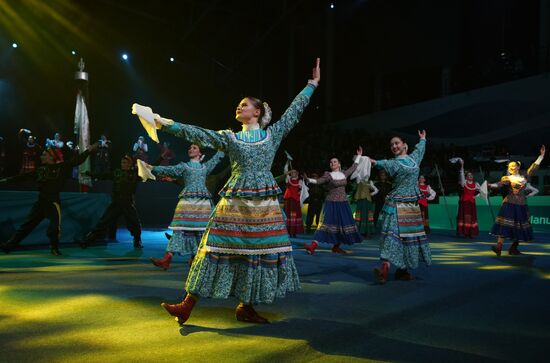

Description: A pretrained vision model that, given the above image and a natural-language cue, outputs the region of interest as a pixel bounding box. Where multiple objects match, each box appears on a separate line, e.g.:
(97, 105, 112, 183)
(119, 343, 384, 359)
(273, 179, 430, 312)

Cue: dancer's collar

(241, 123, 260, 132)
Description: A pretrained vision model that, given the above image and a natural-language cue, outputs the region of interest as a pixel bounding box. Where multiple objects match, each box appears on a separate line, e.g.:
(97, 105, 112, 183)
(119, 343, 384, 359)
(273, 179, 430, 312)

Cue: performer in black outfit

(79, 154, 143, 248)
(0, 144, 97, 255)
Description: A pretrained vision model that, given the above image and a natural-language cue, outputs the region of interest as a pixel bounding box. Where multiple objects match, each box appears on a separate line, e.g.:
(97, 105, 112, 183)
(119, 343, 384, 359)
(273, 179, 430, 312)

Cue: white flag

(74, 91, 92, 187)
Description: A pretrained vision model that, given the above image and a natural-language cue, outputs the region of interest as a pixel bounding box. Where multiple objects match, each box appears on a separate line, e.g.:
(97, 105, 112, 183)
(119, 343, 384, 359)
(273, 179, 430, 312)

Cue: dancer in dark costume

(1, 144, 97, 255)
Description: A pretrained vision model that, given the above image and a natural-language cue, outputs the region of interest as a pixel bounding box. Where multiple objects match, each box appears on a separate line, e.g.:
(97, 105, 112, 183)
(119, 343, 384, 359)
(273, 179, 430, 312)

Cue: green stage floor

(1, 230, 549, 362)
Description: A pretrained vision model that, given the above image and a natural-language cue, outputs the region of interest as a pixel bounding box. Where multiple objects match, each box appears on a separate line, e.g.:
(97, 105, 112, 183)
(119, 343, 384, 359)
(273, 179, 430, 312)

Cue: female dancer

(456, 159, 480, 238)
(370, 131, 431, 283)
(418, 175, 436, 233)
(135, 58, 320, 324)
(303, 148, 364, 255)
(283, 168, 305, 238)
(489, 145, 545, 255)
(353, 178, 379, 238)
(146, 145, 224, 269)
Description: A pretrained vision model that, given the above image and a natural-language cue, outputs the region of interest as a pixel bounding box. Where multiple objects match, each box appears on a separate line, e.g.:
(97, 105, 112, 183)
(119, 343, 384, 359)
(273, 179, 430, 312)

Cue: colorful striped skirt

(313, 201, 363, 245)
(284, 198, 304, 235)
(490, 202, 533, 242)
(184, 196, 300, 304)
(457, 200, 479, 237)
(379, 201, 431, 269)
(169, 198, 212, 231)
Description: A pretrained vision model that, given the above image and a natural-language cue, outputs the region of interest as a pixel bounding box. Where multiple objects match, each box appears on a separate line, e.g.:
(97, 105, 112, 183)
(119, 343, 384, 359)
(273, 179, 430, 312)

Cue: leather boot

(161, 294, 198, 325)
(50, 240, 62, 256)
(395, 268, 414, 281)
(304, 241, 318, 255)
(508, 241, 522, 255)
(150, 252, 173, 270)
(373, 261, 390, 284)
(491, 241, 503, 257)
(235, 303, 269, 324)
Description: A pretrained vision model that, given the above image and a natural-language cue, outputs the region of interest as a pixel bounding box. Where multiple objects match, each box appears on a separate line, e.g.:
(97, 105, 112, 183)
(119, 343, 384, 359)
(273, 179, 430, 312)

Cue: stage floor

(1, 230, 549, 362)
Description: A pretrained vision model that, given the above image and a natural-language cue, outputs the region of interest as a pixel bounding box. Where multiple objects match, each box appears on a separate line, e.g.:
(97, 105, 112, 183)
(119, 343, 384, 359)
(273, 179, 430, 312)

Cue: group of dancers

(0, 58, 546, 326)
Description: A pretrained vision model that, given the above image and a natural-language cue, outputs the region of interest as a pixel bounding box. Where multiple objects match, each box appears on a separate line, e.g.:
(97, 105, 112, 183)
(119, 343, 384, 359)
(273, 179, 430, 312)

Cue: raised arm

(161, 123, 229, 152)
(308, 172, 330, 185)
(270, 58, 320, 139)
(458, 159, 466, 187)
(152, 162, 186, 178)
(409, 130, 427, 165)
(526, 145, 545, 178)
(204, 151, 225, 174)
(67, 143, 97, 168)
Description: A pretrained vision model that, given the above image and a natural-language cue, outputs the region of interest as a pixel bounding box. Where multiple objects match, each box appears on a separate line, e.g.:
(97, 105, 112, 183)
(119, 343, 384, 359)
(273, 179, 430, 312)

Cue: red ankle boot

(373, 262, 390, 284)
(235, 303, 269, 324)
(161, 294, 197, 325)
(491, 242, 503, 257)
(395, 268, 414, 281)
(150, 252, 173, 271)
(305, 241, 318, 255)
(508, 241, 522, 255)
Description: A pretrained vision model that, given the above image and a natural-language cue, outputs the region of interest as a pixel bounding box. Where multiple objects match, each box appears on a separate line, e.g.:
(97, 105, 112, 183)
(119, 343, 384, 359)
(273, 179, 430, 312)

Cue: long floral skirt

(184, 196, 300, 304)
(379, 201, 431, 269)
(166, 231, 203, 255)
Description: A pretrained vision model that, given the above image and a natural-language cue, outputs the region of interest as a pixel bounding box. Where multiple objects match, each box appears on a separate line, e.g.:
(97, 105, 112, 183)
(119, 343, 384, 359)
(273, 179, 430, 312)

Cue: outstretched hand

(541, 145, 546, 156)
(309, 58, 320, 86)
(418, 130, 426, 140)
(87, 142, 99, 153)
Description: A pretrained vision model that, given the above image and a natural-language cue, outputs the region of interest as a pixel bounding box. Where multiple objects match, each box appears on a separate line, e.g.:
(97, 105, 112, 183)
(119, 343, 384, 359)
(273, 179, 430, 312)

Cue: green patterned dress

(151, 151, 224, 255)
(161, 84, 316, 304)
(375, 140, 432, 269)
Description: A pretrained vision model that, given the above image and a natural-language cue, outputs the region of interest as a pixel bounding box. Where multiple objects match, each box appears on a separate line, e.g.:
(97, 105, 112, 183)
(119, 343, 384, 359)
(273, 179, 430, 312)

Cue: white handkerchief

(132, 103, 159, 143)
(350, 156, 372, 182)
(478, 180, 488, 203)
(449, 157, 463, 164)
(137, 159, 156, 181)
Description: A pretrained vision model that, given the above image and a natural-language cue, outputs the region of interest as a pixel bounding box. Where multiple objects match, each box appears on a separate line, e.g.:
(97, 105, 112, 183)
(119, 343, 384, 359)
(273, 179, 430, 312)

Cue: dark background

(0, 0, 544, 174)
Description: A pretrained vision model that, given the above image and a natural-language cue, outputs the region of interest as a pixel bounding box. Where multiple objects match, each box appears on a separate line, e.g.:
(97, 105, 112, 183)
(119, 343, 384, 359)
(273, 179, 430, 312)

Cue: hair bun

(260, 102, 272, 128)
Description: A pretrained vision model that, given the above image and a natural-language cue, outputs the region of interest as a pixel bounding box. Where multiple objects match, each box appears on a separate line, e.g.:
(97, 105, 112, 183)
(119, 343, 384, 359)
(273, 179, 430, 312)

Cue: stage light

(330, 3, 334, 9)
(122, 53, 129, 61)
(71, 50, 76, 55)
(12, 42, 18, 48)
(169, 57, 175, 62)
